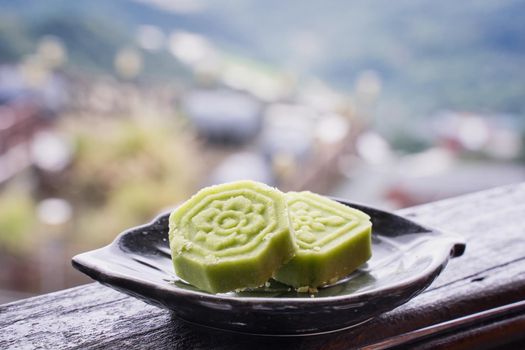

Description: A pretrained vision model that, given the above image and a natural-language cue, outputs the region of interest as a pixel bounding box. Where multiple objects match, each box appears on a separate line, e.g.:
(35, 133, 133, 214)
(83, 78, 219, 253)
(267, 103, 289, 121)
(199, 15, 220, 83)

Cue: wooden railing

(1, 184, 524, 349)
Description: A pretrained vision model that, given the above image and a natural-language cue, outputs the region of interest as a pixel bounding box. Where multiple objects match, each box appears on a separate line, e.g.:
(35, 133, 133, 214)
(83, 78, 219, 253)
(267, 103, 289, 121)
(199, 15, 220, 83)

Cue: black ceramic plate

(72, 200, 465, 336)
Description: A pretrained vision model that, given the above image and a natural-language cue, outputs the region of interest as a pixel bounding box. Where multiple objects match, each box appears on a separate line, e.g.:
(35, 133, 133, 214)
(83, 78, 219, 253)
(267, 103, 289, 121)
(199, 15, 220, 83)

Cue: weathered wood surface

(1, 184, 525, 349)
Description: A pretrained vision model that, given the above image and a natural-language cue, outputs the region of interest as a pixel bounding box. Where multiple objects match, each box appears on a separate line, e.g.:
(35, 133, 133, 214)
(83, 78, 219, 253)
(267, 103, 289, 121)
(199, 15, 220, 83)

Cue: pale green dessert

(169, 180, 295, 293)
(274, 191, 372, 289)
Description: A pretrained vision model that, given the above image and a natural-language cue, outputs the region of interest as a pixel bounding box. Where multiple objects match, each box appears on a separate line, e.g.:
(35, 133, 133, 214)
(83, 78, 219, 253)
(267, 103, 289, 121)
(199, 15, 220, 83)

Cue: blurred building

(183, 88, 262, 144)
(0, 65, 68, 184)
(429, 111, 523, 160)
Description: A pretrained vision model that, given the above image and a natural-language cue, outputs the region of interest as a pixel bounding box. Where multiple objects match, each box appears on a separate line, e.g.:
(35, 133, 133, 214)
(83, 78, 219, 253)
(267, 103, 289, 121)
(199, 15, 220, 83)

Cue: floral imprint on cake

(190, 195, 267, 250)
(289, 201, 348, 246)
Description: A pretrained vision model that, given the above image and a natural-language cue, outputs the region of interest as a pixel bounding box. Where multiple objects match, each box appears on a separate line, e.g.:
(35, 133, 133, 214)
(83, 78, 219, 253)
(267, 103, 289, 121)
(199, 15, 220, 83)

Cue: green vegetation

(0, 189, 35, 253)
(0, 3, 188, 81)
(65, 118, 201, 247)
(1, 0, 524, 118)
(0, 117, 202, 253)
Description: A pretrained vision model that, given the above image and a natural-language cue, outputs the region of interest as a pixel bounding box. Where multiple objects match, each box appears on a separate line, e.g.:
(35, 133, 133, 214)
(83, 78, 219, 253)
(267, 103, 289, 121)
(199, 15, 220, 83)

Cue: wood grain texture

(1, 183, 525, 350)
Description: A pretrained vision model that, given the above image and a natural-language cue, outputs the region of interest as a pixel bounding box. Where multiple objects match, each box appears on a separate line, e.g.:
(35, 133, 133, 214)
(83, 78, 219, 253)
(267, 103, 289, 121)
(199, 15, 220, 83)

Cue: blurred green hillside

(0, 0, 524, 120)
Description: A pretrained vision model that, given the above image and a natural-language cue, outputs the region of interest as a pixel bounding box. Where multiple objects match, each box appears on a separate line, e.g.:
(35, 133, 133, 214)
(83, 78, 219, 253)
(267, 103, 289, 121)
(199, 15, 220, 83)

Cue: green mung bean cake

(169, 180, 294, 293)
(274, 191, 372, 289)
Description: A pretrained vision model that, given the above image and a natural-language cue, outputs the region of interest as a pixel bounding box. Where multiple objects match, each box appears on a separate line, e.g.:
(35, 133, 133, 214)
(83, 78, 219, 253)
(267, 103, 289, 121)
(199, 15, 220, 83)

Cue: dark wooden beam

(1, 184, 524, 349)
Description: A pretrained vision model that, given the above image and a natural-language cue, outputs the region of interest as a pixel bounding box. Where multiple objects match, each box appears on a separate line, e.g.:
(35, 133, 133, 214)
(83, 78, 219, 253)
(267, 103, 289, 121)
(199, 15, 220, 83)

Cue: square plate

(72, 200, 465, 335)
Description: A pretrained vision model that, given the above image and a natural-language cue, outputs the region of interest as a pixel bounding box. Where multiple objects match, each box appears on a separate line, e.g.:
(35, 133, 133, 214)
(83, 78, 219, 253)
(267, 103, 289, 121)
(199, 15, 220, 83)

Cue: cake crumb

(328, 276, 339, 285)
(308, 287, 318, 294)
(296, 286, 319, 294)
(296, 286, 309, 293)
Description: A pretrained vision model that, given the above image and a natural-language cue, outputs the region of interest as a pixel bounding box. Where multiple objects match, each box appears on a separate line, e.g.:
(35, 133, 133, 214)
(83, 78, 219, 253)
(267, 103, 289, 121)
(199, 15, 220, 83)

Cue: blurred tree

(63, 117, 201, 248)
(0, 189, 35, 253)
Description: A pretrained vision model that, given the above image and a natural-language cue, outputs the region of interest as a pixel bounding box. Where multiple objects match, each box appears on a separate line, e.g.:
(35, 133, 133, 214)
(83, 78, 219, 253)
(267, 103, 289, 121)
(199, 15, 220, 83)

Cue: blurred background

(0, 0, 524, 302)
